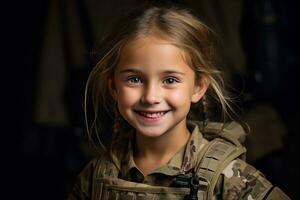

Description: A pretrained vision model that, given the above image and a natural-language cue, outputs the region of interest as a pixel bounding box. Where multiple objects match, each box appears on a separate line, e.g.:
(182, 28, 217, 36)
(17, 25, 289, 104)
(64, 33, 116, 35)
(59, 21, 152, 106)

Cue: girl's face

(110, 36, 208, 139)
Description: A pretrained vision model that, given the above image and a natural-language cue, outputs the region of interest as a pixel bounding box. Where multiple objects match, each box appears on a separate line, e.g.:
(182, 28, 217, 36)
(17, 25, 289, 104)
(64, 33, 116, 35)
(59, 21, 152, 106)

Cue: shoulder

(67, 156, 105, 200)
(222, 158, 273, 200)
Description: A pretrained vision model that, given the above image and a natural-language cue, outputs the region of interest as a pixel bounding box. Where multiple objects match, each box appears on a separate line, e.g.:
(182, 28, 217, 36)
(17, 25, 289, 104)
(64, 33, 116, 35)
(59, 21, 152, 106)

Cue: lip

(134, 110, 170, 123)
(135, 110, 169, 113)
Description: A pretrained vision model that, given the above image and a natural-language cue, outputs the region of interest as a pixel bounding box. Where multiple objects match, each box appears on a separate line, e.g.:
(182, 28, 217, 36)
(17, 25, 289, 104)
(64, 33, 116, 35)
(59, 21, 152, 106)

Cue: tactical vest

(91, 121, 246, 200)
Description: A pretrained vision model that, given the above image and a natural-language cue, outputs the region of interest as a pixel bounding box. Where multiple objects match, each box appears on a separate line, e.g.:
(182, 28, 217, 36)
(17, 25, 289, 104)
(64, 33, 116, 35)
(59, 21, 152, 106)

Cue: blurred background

(6, 0, 300, 199)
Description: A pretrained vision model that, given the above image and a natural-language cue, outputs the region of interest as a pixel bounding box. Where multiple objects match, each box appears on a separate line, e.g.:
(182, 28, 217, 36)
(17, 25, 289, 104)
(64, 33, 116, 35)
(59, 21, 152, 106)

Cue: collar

(120, 121, 208, 178)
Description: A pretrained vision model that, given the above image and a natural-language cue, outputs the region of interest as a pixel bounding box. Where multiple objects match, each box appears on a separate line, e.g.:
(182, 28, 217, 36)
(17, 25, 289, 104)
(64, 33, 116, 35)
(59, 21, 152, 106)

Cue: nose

(141, 83, 162, 104)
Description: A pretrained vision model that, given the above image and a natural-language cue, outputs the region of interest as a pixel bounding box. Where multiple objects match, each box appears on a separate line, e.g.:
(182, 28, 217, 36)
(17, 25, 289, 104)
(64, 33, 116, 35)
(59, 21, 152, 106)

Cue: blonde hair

(84, 5, 234, 152)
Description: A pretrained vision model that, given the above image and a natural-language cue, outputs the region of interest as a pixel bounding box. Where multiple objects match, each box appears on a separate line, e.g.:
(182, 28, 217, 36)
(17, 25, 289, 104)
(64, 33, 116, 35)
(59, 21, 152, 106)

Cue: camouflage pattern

(222, 159, 273, 199)
(119, 122, 208, 186)
(68, 122, 291, 200)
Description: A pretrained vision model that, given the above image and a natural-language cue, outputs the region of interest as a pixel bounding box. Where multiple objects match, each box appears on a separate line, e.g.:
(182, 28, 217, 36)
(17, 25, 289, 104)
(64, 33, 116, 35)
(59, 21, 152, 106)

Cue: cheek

(116, 87, 141, 108)
(165, 88, 192, 108)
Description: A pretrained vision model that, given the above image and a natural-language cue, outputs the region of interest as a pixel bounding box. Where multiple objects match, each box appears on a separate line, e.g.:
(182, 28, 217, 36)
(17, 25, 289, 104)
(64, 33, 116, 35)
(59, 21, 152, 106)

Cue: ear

(108, 77, 118, 101)
(191, 75, 210, 103)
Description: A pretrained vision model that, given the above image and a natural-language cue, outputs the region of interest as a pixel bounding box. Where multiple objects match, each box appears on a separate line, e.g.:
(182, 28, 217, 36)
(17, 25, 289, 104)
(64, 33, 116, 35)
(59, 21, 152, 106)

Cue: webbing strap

(194, 138, 246, 199)
(92, 156, 119, 199)
(91, 122, 247, 199)
(94, 155, 119, 179)
(94, 177, 207, 199)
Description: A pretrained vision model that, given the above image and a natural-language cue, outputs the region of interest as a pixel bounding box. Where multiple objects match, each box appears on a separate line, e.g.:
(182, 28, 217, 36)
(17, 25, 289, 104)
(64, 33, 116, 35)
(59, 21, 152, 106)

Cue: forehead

(118, 36, 190, 68)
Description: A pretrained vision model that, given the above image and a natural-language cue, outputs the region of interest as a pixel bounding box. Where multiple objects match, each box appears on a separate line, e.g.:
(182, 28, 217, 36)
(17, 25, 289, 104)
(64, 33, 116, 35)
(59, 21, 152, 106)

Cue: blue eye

(163, 77, 178, 85)
(127, 76, 143, 84)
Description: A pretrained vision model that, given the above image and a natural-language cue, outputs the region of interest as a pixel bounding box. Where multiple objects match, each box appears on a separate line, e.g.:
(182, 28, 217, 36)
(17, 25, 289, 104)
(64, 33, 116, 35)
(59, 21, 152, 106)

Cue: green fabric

(67, 121, 290, 200)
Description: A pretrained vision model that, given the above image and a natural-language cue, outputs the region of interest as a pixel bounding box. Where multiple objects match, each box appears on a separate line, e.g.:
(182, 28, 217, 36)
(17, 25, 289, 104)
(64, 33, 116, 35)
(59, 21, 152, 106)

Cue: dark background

(6, 0, 300, 199)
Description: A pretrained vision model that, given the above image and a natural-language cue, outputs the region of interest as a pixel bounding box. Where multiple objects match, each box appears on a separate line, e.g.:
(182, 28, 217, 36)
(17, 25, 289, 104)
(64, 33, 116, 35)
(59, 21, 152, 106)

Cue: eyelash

(126, 76, 180, 85)
(163, 77, 179, 85)
(127, 76, 143, 84)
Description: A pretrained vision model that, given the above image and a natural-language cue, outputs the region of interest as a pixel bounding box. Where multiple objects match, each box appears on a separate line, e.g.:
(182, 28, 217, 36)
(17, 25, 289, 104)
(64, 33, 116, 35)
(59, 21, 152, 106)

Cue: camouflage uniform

(68, 122, 290, 200)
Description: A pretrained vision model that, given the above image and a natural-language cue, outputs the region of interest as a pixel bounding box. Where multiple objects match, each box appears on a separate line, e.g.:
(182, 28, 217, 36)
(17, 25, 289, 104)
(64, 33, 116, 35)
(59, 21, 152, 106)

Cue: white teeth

(139, 111, 166, 118)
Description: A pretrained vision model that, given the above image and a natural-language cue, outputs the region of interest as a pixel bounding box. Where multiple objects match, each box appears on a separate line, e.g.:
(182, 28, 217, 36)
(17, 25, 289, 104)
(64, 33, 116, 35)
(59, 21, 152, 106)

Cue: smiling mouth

(135, 110, 169, 119)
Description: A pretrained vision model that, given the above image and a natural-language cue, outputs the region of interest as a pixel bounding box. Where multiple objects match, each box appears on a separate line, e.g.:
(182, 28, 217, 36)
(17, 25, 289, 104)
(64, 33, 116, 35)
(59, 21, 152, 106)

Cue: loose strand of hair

(84, 38, 128, 154)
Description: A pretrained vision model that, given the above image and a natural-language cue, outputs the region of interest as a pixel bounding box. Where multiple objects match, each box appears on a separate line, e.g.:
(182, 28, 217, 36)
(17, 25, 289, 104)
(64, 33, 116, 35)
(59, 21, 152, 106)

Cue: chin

(135, 126, 166, 138)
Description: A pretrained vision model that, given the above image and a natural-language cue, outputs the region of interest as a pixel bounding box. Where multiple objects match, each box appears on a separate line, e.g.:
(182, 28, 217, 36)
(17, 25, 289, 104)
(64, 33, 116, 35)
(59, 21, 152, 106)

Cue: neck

(134, 121, 190, 174)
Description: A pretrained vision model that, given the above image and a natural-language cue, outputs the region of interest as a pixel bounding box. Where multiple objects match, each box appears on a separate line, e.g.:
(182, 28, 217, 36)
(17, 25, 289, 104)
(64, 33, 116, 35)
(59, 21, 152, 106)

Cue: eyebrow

(119, 68, 186, 75)
(119, 69, 141, 74)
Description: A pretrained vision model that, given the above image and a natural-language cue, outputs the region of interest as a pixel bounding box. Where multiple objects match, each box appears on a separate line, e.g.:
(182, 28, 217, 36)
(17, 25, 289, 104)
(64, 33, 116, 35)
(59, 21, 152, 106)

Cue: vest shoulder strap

(92, 121, 247, 199)
(92, 154, 119, 199)
(194, 137, 246, 199)
(94, 154, 119, 179)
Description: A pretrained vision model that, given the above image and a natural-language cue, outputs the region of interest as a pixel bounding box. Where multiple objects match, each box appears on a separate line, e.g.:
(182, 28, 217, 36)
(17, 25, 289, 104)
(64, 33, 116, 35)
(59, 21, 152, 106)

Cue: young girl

(68, 5, 290, 200)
